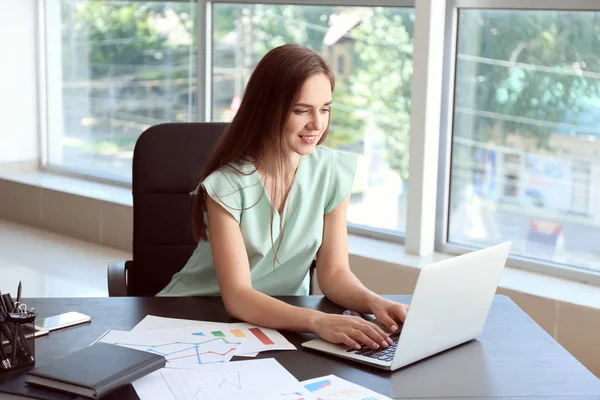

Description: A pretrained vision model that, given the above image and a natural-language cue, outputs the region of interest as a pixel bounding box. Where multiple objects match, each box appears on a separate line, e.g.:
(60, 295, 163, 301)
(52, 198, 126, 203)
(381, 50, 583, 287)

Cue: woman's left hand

(370, 297, 409, 333)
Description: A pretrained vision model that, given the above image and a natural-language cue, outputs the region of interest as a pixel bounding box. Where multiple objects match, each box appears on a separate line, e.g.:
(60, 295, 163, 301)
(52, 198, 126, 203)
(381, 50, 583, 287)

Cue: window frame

(40, 0, 204, 187)
(39, 0, 417, 241)
(208, 0, 417, 244)
(435, 0, 600, 285)
(37, 0, 600, 284)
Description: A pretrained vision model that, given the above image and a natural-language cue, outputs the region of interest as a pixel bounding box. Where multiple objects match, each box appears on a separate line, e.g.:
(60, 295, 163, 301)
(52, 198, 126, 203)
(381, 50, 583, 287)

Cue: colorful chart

(231, 329, 245, 338)
(305, 379, 332, 392)
(300, 375, 392, 400)
(193, 327, 283, 354)
(114, 338, 239, 365)
(248, 327, 275, 345)
(202, 328, 276, 344)
(99, 330, 243, 366)
(129, 316, 297, 354)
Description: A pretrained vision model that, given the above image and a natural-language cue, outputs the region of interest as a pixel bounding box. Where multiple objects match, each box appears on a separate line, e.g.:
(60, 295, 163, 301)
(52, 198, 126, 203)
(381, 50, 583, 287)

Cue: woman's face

(283, 73, 332, 157)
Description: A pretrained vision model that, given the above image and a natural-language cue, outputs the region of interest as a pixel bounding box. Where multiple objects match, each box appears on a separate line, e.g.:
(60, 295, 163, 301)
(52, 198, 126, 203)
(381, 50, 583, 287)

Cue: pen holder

(0, 313, 36, 371)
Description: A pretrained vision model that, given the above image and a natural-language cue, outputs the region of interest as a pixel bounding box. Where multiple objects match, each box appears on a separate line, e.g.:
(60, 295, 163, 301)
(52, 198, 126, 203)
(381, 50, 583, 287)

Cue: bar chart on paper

(98, 330, 243, 366)
(300, 374, 392, 400)
(132, 359, 310, 400)
(157, 325, 293, 355)
(130, 316, 296, 354)
(198, 327, 276, 346)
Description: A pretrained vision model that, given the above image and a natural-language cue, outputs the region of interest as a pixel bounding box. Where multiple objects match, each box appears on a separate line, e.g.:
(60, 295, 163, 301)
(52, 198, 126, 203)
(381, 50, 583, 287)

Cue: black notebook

(0, 374, 82, 399)
(25, 342, 166, 399)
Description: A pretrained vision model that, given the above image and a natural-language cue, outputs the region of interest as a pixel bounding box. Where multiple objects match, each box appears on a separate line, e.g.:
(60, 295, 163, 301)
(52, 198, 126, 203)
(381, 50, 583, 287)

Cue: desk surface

(2, 295, 599, 400)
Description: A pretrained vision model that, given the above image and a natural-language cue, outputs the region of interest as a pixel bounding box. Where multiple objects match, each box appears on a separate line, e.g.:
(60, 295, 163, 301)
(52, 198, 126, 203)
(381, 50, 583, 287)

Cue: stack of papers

(129, 315, 297, 358)
(94, 315, 391, 400)
(133, 358, 309, 400)
(96, 315, 296, 361)
(98, 329, 244, 366)
(132, 360, 391, 400)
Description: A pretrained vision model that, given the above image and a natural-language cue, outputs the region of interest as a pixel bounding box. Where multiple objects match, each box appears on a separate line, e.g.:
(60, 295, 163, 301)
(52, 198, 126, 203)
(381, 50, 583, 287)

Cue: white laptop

(302, 242, 511, 371)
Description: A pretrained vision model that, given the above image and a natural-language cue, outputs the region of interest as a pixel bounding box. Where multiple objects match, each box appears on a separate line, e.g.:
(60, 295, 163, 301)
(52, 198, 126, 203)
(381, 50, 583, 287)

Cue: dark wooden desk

(2, 295, 599, 399)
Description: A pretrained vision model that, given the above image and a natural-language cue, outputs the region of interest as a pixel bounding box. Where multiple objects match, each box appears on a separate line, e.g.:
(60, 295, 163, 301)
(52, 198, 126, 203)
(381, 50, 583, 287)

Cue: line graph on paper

(98, 330, 243, 366)
(131, 359, 307, 400)
(159, 368, 268, 400)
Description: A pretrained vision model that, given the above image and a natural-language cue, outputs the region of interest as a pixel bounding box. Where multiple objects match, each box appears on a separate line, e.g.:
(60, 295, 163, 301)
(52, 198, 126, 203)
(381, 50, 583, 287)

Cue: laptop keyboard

(347, 331, 401, 363)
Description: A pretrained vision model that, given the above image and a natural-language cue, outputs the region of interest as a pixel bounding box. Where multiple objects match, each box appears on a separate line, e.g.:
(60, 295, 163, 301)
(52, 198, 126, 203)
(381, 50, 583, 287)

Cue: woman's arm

(317, 195, 379, 312)
(317, 195, 409, 332)
(207, 196, 390, 349)
(206, 196, 317, 331)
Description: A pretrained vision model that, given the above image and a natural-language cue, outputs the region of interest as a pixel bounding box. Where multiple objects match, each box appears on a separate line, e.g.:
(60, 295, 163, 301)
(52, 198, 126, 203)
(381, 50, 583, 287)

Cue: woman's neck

(257, 151, 300, 178)
(254, 151, 300, 214)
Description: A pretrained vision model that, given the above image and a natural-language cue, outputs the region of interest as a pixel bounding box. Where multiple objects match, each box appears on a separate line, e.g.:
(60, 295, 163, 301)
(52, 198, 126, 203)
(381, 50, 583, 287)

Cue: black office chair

(107, 122, 316, 296)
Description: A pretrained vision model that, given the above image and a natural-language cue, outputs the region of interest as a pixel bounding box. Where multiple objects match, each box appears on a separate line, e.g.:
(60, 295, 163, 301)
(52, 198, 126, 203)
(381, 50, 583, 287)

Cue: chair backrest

(130, 122, 228, 296)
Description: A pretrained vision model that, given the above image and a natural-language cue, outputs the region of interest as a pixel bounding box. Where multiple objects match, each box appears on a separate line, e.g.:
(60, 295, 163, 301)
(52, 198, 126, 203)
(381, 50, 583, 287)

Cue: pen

(0, 293, 10, 340)
(0, 294, 12, 339)
(0, 290, 6, 314)
(14, 281, 21, 312)
(2, 294, 14, 314)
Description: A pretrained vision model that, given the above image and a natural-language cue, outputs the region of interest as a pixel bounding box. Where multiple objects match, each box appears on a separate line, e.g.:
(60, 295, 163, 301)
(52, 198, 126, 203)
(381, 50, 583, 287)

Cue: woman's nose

(308, 113, 324, 131)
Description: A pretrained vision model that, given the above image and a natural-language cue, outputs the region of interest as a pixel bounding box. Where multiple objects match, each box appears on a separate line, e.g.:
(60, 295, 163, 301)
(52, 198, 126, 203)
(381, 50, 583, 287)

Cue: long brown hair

(193, 44, 336, 257)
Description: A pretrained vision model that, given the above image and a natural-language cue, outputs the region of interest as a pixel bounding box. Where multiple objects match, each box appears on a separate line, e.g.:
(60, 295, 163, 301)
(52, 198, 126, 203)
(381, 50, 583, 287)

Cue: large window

(41, 0, 600, 280)
(212, 4, 415, 233)
(46, 0, 197, 180)
(450, 9, 600, 273)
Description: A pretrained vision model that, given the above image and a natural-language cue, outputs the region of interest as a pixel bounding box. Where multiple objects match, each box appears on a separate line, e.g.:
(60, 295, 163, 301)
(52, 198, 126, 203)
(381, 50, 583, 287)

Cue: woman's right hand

(311, 313, 393, 350)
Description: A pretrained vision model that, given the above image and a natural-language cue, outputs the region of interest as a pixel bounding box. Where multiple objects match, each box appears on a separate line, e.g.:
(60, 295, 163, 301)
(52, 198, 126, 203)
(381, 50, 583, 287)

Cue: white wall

(0, 0, 39, 164)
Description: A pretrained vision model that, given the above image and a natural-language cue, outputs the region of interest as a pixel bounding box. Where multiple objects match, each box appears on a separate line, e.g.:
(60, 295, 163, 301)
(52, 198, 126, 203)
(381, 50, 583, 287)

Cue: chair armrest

(107, 260, 132, 297)
(309, 260, 317, 295)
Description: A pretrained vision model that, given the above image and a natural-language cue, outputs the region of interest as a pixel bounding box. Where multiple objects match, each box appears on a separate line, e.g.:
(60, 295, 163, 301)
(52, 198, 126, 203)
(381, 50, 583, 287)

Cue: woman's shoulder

(310, 148, 357, 213)
(301, 146, 357, 190)
(200, 159, 261, 223)
(201, 159, 261, 206)
(205, 159, 257, 187)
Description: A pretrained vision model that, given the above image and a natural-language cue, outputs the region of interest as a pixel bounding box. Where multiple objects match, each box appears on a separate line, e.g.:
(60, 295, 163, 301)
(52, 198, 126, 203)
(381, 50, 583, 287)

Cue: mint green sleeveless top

(157, 146, 357, 297)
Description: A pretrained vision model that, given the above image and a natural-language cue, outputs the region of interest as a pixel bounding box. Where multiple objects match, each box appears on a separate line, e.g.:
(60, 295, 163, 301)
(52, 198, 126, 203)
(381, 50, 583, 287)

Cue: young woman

(158, 44, 408, 351)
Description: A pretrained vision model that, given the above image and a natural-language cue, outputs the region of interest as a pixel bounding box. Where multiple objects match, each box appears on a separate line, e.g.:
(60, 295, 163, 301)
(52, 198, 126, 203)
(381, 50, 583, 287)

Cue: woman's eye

(294, 110, 308, 115)
(321, 108, 331, 113)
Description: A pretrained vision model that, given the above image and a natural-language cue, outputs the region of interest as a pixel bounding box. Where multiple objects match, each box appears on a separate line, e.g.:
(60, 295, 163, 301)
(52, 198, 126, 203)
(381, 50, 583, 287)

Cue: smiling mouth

(299, 135, 318, 144)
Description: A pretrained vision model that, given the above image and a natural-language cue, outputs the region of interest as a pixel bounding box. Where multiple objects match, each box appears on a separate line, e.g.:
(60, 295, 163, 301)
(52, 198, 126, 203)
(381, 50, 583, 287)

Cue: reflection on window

(48, 1, 197, 180)
(213, 4, 415, 233)
(450, 9, 600, 272)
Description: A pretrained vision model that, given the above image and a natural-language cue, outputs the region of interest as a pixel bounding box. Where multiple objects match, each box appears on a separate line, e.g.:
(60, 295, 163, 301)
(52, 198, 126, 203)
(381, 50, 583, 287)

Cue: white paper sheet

(131, 315, 216, 331)
(131, 316, 296, 354)
(301, 374, 392, 400)
(235, 351, 259, 357)
(131, 358, 313, 400)
(98, 329, 245, 366)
